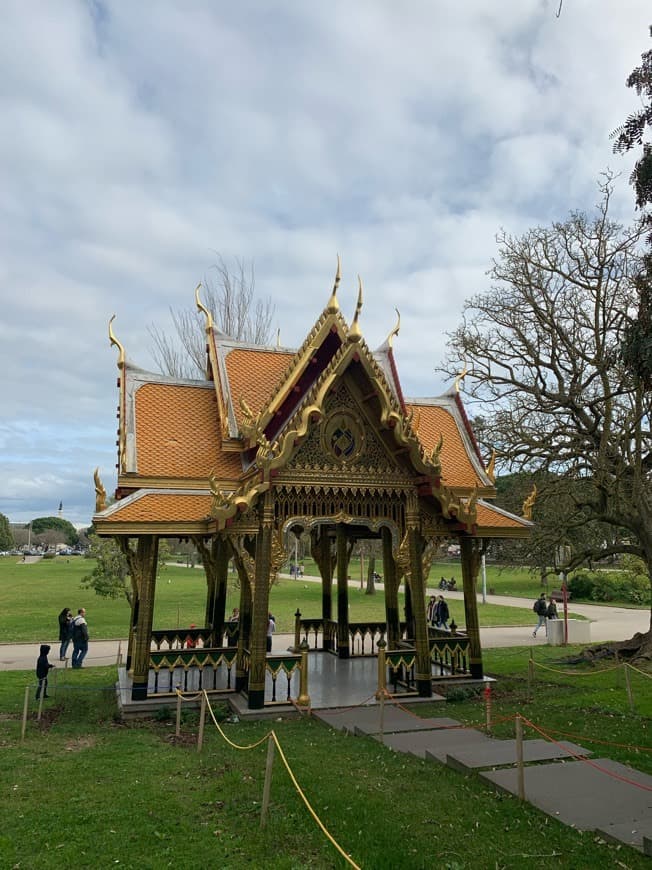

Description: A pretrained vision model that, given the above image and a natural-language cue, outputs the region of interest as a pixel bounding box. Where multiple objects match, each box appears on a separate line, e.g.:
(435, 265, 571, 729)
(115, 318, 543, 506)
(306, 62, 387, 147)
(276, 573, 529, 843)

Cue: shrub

(568, 571, 595, 600)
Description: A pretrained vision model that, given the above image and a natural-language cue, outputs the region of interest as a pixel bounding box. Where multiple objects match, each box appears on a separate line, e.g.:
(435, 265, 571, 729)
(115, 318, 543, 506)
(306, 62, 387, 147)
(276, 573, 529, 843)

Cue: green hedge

(568, 569, 650, 605)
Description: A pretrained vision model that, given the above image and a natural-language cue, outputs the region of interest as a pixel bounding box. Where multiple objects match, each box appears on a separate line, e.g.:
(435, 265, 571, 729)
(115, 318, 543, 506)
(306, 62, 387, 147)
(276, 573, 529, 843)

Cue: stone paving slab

(313, 704, 452, 735)
(446, 738, 591, 771)
(379, 727, 492, 760)
(596, 818, 652, 853)
(480, 758, 652, 833)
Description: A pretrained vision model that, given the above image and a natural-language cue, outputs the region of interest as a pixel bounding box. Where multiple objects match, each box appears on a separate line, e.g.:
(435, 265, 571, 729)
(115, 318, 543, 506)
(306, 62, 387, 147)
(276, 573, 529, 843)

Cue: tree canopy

(0, 513, 14, 551)
(30, 516, 79, 546)
(148, 255, 275, 378)
(442, 180, 652, 643)
(612, 35, 652, 388)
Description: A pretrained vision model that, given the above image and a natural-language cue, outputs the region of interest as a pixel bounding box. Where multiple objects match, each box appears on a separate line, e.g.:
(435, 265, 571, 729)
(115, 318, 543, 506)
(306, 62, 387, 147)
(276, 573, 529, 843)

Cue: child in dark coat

(36, 644, 55, 700)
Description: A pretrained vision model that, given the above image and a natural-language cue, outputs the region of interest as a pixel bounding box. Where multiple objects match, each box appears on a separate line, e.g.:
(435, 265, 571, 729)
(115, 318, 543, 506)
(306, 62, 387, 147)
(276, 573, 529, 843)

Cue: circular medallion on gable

(322, 411, 364, 464)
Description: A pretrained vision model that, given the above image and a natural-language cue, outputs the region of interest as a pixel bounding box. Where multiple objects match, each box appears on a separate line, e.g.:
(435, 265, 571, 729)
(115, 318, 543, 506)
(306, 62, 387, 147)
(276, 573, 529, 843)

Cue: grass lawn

(1, 647, 650, 868)
(0, 557, 549, 644)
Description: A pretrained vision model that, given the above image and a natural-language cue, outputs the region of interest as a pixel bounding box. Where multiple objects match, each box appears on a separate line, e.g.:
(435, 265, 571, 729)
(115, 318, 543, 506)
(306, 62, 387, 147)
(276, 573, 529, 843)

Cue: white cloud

(0, 0, 649, 523)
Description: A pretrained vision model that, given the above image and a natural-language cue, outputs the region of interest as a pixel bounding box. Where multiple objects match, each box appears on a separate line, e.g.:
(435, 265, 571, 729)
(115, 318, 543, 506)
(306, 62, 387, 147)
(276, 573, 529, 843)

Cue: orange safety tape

(536, 725, 652, 753)
(520, 715, 652, 793)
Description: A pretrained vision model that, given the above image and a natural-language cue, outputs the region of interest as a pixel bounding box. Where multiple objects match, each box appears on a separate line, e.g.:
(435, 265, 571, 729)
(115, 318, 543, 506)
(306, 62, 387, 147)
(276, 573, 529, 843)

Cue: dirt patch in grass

(165, 731, 197, 747)
(64, 735, 97, 752)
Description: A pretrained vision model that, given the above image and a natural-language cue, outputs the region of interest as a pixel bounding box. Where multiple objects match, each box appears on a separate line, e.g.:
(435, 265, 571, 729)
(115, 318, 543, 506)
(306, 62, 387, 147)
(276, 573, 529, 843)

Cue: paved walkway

(1, 588, 647, 671)
(313, 703, 652, 856)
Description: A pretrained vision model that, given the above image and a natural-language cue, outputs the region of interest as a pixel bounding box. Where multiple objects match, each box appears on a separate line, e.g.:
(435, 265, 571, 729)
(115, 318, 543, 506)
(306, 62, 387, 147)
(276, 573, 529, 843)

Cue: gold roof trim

(522, 484, 537, 520)
(486, 449, 496, 483)
(195, 283, 213, 331)
(454, 365, 468, 393)
(249, 335, 473, 524)
(385, 308, 401, 349)
(108, 315, 125, 368)
(326, 254, 341, 313)
(348, 275, 364, 342)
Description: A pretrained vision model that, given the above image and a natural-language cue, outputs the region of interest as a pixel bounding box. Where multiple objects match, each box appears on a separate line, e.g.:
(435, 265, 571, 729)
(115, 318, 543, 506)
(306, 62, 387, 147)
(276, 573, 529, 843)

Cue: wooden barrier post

(260, 735, 276, 828)
(37, 689, 44, 722)
(527, 652, 534, 702)
(116, 641, 122, 667)
(378, 687, 386, 744)
(515, 715, 525, 800)
(296, 640, 311, 708)
(376, 639, 387, 699)
(197, 691, 206, 752)
(624, 663, 635, 713)
(484, 684, 492, 734)
(293, 609, 301, 652)
(176, 692, 182, 737)
(21, 686, 30, 742)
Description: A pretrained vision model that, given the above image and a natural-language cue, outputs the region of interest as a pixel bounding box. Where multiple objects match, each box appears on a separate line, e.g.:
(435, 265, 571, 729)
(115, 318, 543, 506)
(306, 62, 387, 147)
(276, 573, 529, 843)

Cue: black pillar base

(247, 688, 265, 709)
(323, 637, 333, 652)
(125, 655, 132, 670)
(470, 661, 484, 679)
(417, 677, 433, 698)
(337, 644, 350, 659)
(131, 681, 148, 701)
(235, 673, 247, 692)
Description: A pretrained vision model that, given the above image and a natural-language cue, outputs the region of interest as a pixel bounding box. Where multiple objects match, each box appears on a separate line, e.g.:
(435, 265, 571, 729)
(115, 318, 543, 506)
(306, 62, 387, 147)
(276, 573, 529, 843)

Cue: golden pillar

(336, 523, 350, 658)
(460, 536, 484, 678)
(406, 498, 432, 697)
(248, 493, 274, 709)
(129, 536, 159, 700)
(381, 527, 400, 649)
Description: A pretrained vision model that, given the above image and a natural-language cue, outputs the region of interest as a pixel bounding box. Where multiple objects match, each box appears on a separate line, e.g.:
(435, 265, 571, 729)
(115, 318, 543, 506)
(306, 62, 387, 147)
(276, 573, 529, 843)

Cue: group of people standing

(35, 607, 90, 700)
(57, 607, 89, 668)
(427, 594, 450, 630)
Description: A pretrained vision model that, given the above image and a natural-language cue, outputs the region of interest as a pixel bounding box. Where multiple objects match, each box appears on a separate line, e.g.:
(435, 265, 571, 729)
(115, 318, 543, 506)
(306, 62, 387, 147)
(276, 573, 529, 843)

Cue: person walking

(436, 595, 450, 630)
(71, 608, 89, 668)
(57, 607, 73, 661)
(546, 597, 558, 621)
(35, 644, 55, 699)
(266, 613, 275, 653)
(532, 593, 548, 637)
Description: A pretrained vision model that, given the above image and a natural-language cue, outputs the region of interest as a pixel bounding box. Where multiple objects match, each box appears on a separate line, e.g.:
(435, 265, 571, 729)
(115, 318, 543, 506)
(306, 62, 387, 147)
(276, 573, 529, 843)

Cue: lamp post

(556, 544, 571, 645)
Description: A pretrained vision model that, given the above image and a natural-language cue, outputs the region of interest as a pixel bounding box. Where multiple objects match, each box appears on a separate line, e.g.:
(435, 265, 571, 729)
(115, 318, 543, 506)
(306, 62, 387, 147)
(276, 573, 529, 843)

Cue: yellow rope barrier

(270, 731, 362, 870)
(175, 689, 205, 702)
(202, 693, 361, 869)
(625, 662, 652, 679)
(533, 660, 621, 676)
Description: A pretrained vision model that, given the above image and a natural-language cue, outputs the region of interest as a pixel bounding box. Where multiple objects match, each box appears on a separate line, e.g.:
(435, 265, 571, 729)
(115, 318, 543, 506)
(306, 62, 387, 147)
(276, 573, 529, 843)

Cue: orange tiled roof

(224, 348, 294, 428)
(408, 403, 481, 488)
(107, 493, 213, 523)
(134, 383, 241, 478)
(476, 501, 529, 530)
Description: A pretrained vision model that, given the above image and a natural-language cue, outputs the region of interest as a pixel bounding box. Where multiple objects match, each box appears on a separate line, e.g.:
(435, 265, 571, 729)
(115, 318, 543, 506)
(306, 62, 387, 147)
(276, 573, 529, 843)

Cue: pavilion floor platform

(116, 649, 480, 720)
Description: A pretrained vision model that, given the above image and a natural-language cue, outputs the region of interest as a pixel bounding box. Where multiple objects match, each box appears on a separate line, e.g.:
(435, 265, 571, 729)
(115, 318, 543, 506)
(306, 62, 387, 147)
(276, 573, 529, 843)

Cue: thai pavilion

(93, 263, 531, 711)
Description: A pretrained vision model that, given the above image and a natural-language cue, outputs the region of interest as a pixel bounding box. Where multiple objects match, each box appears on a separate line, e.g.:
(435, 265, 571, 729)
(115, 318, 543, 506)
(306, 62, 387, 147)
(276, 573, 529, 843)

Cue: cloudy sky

(1, 1, 649, 526)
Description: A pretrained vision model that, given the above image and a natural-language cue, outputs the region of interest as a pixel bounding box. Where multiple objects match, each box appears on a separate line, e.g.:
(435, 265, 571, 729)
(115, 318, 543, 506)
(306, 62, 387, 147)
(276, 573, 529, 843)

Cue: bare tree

(442, 179, 652, 657)
(148, 256, 275, 378)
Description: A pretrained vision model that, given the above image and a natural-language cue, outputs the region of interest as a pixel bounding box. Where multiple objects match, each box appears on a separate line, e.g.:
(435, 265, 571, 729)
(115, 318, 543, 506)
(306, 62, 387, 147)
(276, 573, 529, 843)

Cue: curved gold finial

(348, 275, 364, 342)
(386, 308, 401, 349)
(522, 484, 537, 520)
(454, 364, 468, 393)
(326, 254, 341, 313)
(195, 282, 213, 331)
(486, 449, 496, 483)
(108, 315, 125, 368)
(93, 467, 107, 513)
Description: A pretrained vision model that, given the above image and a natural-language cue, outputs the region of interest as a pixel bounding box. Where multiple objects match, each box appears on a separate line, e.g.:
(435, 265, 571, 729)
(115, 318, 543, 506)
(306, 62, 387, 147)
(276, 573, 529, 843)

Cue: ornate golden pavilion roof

(95, 272, 531, 538)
